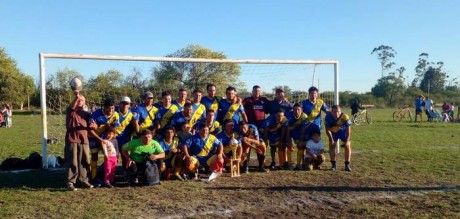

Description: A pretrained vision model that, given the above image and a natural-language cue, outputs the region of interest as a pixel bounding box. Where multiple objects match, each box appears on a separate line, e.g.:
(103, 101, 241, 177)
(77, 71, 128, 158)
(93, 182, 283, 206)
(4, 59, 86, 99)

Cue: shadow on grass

(0, 168, 66, 191)
(209, 185, 460, 193)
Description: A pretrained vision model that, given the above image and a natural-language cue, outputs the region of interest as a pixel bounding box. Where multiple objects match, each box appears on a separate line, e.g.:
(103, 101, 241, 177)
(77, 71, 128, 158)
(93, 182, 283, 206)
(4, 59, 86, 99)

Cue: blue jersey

(216, 132, 241, 156)
(172, 100, 187, 112)
(90, 109, 120, 138)
(185, 133, 221, 166)
(287, 113, 309, 141)
(159, 136, 180, 167)
(262, 114, 288, 143)
(201, 96, 221, 120)
(238, 124, 262, 141)
(194, 119, 221, 135)
(156, 104, 179, 130)
(170, 111, 203, 132)
(218, 99, 245, 124)
(301, 98, 327, 128)
(267, 99, 293, 116)
(191, 102, 206, 124)
(115, 108, 138, 146)
(136, 104, 159, 132)
(325, 112, 351, 134)
(415, 98, 424, 111)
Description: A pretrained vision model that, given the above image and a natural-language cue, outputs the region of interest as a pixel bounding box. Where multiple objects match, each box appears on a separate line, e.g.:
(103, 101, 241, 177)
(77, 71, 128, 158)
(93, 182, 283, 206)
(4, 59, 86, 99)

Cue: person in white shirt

(305, 130, 326, 171)
(424, 96, 435, 121)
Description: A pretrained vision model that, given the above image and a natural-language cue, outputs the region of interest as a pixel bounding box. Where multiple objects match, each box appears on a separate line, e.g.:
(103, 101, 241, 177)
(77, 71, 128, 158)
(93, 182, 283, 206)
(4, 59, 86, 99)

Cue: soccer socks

(296, 150, 303, 166)
(278, 150, 286, 166)
(90, 160, 98, 180)
(286, 150, 292, 164)
(257, 154, 265, 168)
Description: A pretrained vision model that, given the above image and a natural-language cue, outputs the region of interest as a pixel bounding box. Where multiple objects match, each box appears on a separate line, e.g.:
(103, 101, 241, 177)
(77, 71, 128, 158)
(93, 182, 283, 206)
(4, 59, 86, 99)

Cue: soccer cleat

(331, 164, 337, 171)
(345, 164, 352, 172)
(258, 167, 270, 173)
(67, 183, 77, 191)
(269, 162, 276, 170)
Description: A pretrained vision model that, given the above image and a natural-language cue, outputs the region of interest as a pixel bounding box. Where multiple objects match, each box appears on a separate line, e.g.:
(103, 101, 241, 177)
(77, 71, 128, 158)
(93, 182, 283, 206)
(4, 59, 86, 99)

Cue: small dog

(46, 138, 59, 145)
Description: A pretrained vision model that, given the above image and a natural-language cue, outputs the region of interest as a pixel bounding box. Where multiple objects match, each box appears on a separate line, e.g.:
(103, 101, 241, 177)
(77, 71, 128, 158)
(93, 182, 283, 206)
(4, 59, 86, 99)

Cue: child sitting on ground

(101, 128, 119, 188)
(304, 130, 326, 171)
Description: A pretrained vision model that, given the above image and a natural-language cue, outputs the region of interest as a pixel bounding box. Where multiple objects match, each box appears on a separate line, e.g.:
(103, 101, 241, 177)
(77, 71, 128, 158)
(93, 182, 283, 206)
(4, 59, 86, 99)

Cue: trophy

(230, 137, 240, 177)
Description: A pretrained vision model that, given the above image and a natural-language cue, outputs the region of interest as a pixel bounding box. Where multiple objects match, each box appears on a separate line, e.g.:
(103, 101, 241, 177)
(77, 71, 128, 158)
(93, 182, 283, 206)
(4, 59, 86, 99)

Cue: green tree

(0, 48, 36, 108)
(371, 45, 397, 78)
(151, 44, 241, 95)
(412, 53, 430, 87)
(371, 70, 407, 106)
(419, 65, 447, 94)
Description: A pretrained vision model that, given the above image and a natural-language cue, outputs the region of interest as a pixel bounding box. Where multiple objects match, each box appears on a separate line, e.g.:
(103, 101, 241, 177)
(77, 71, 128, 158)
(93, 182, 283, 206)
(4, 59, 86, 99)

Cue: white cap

(120, 96, 131, 103)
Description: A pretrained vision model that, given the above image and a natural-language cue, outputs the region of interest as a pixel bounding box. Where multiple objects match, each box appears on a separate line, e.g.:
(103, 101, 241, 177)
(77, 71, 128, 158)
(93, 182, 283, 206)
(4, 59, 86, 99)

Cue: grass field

(0, 109, 459, 218)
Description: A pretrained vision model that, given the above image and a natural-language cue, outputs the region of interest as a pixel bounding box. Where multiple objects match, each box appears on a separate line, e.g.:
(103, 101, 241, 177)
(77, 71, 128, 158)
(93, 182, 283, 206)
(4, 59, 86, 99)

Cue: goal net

(39, 53, 339, 168)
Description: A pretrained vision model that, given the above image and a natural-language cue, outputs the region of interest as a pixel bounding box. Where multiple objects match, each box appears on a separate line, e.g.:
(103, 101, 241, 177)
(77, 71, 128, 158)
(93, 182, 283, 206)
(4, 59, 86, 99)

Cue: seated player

(287, 103, 309, 170)
(262, 108, 289, 170)
(238, 121, 268, 173)
(180, 124, 224, 180)
(217, 119, 243, 171)
(325, 105, 352, 172)
(304, 130, 326, 171)
(158, 125, 181, 180)
(121, 129, 165, 185)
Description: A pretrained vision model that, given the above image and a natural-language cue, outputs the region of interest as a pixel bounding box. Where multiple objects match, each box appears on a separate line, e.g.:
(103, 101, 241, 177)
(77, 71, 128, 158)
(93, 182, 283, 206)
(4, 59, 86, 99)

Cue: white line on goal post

(39, 52, 339, 168)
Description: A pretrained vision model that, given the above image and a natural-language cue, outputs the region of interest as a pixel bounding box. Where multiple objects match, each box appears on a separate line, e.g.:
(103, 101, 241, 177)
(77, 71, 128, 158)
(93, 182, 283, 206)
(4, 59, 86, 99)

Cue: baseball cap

(120, 96, 131, 104)
(275, 88, 284, 94)
(143, 91, 154, 99)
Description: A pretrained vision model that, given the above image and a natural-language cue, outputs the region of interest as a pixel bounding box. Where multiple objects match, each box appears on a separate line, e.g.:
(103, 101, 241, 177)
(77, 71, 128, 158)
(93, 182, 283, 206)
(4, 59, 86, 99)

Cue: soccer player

(201, 84, 221, 121)
(156, 91, 179, 135)
(218, 86, 248, 124)
(88, 98, 120, 181)
(287, 103, 309, 170)
(262, 108, 289, 170)
(171, 102, 202, 134)
(136, 91, 159, 133)
(325, 105, 352, 172)
(217, 119, 243, 170)
(182, 124, 224, 179)
(172, 88, 190, 111)
(301, 86, 328, 128)
(115, 96, 139, 168)
(158, 125, 181, 180)
(243, 85, 270, 128)
(191, 89, 206, 123)
(194, 109, 221, 135)
(238, 121, 268, 173)
(267, 88, 293, 116)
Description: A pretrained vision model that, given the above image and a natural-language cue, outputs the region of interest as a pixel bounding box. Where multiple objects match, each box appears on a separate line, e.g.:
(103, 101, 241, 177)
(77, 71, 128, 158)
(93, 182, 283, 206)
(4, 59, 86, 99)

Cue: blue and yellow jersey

(115, 108, 138, 146)
(201, 96, 220, 120)
(217, 132, 241, 155)
(136, 104, 159, 132)
(287, 112, 309, 141)
(185, 133, 221, 163)
(194, 119, 221, 135)
(191, 102, 206, 124)
(159, 136, 180, 161)
(301, 98, 328, 128)
(156, 104, 179, 129)
(218, 99, 245, 124)
(172, 100, 187, 112)
(171, 110, 204, 132)
(262, 114, 288, 142)
(90, 109, 120, 138)
(325, 112, 351, 134)
(238, 124, 261, 140)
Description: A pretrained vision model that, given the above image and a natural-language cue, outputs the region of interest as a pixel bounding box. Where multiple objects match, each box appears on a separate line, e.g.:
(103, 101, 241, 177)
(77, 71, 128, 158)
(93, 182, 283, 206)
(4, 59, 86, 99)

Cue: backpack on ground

(144, 160, 160, 186)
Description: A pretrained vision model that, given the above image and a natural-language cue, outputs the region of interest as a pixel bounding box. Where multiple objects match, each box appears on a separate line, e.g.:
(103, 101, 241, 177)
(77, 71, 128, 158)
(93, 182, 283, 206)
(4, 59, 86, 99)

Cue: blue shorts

(332, 129, 349, 142)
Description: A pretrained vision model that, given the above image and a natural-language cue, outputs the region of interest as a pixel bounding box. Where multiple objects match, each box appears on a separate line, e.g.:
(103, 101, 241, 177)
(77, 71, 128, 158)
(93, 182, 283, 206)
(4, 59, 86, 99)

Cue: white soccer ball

(69, 76, 83, 91)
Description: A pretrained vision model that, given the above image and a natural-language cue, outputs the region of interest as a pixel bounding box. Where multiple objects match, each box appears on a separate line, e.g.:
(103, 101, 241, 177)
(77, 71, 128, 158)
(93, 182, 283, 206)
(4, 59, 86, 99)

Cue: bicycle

(352, 109, 372, 125)
(393, 105, 412, 122)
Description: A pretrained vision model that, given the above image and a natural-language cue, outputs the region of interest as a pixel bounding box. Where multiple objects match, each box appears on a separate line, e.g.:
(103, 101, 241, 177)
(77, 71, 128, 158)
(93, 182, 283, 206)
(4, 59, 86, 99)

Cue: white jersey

(424, 99, 433, 110)
(306, 139, 325, 155)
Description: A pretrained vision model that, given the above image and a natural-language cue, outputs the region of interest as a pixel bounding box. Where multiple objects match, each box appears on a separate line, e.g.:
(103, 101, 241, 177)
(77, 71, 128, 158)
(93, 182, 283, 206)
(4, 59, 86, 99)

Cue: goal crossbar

(39, 52, 339, 168)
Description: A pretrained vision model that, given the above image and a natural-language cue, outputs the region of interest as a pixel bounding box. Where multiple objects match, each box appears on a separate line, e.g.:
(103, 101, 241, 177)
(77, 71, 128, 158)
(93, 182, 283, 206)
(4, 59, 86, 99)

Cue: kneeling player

(217, 120, 243, 171)
(238, 121, 268, 172)
(325, 105, 352, 172)
(262, 109, 289, 170)
(181, 124, 224, 180)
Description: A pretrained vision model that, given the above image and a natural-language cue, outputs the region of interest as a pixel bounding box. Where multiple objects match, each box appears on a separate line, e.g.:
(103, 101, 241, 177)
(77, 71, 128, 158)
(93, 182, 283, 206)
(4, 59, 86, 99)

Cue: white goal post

(39, 52, 339, 168)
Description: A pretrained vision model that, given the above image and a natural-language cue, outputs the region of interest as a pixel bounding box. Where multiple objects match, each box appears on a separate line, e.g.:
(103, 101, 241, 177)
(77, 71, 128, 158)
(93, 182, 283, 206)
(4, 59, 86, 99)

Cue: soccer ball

(185, 156, 199, 173)
(69, 76, 83, 91)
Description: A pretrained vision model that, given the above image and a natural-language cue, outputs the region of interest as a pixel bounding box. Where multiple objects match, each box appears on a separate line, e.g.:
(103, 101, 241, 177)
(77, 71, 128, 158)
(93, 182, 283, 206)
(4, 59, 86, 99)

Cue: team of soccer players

(83, 84, 353, 187)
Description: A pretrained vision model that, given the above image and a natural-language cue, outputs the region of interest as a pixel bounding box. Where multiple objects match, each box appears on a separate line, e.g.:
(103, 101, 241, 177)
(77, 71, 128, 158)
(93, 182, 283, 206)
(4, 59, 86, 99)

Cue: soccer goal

(39, 53, 339, 168)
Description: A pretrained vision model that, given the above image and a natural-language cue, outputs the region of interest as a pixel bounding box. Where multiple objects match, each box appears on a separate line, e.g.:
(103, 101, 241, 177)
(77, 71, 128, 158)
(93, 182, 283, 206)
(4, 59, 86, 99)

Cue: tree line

(1, 44, 458, 110)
